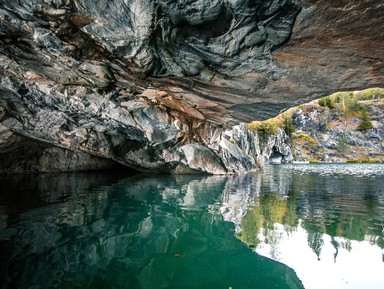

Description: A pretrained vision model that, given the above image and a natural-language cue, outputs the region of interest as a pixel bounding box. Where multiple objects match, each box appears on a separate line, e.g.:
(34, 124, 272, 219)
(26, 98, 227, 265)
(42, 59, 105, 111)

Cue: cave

(0, 0, 383, 174)
(269, 147, 284, 164)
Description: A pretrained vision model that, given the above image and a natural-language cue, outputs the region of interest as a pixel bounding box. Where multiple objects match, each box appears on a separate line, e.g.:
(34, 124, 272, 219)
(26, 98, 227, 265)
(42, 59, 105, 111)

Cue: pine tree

(357, 105, 373, 131)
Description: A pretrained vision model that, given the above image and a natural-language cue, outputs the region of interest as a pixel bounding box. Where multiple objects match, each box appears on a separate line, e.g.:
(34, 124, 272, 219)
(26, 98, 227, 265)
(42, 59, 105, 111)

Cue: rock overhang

(0, 0, 383, 173)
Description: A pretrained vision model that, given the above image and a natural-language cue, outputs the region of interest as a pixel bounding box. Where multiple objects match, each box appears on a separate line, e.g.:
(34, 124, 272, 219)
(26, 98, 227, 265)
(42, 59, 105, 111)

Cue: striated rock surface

(290, 97, 384, 163)
(0, 0, 383, 173)
(0, 123, 129, 174)
(235, 90, 384, 165)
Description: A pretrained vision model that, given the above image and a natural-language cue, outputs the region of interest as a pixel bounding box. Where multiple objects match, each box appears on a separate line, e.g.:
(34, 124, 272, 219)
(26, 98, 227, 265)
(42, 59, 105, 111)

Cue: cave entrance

(269, 147, 283, 164)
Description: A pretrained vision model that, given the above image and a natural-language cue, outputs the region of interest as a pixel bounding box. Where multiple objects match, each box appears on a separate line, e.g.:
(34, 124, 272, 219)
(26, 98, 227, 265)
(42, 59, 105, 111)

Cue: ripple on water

(280, 163, 384, 177)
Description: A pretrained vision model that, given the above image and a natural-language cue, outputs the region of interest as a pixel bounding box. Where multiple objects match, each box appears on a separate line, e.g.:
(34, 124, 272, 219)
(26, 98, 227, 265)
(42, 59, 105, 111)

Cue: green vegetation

(354, 87, 384, 100)
(283, 113, 295, 136)
(318, 96, 334, 109)
(245, 109, 296, 138)
(291, 131, 318, 147)
(336, 92, 353, 104)
(336, 133, 349, 152)
(245, 119, 278, 135)
(318, 88, 384, 117)
(346, 157, 383, 163)
(357, 105, 373, 131)
(315, 89, 380, 130)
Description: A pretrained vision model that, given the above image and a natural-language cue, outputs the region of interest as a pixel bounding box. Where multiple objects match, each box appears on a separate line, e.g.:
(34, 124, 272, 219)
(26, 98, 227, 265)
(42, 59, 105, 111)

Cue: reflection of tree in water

(0, 174, 305, 289)
(237, 166, 384, 259)
(238, 193, 297, 250)
(307, 232, 324, 261)
(331, 236, 339, 263)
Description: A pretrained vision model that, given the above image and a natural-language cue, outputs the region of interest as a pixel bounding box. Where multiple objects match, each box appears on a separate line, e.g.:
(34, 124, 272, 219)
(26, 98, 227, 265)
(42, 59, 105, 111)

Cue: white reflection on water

(231, 164, 384, 289)
(255, 222, 384, 289)
(284, 163, 384, 177)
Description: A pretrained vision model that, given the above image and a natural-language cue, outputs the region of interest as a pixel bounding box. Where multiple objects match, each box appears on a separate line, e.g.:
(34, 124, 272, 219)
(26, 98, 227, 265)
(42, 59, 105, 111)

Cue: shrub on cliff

(318, 96, 334, 109)
(355, 88, 384, 100)
(284, 113, 295, 136)
(292, 131, 319, 147)
(245, 119, 278, 136)
(336, 133, 349, 152)
(357, 105, 373, 131)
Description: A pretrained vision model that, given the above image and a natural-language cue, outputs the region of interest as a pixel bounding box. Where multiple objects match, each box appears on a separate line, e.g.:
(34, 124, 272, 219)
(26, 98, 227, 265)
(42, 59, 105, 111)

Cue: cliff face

(237, 89, 384, 165)
(290, 97, 384, 163)
(0, 1, 383, 174)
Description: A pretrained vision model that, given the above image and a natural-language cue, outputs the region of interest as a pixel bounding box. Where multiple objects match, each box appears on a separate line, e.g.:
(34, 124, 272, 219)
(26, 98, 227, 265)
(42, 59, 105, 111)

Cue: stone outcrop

(0, 123, 130, 174)
(290, 98, 384, 163)
(232, 94, 384, 165)
(0, 0, 383, 173)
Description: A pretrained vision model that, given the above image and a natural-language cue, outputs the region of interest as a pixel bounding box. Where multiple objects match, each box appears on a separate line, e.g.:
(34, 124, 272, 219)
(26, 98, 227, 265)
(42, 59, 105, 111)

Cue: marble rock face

(0, 0, 383, 173)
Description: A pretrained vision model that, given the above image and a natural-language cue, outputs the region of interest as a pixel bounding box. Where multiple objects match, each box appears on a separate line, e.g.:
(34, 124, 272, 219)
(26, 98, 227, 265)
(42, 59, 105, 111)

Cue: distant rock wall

(228, 97, 384, 165)
(289, 99, 384, 163)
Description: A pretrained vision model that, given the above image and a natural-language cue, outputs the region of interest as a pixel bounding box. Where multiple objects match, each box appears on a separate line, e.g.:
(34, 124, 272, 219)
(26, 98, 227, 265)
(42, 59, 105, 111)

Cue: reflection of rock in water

(0, 173, 304, 289)
(2, 167, 384, 289)
(216, 165, 384, 269)
(220, 174, 261, 233)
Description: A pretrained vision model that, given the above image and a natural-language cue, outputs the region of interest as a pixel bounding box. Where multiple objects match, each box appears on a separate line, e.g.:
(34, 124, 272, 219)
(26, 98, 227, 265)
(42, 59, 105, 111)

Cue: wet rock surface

(0, 0, 383, 173)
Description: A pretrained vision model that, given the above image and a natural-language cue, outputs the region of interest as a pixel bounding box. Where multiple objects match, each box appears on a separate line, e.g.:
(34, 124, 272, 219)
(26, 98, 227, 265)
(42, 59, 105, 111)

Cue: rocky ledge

(0, 1, 383, 174)
(236, 89, 384, 165)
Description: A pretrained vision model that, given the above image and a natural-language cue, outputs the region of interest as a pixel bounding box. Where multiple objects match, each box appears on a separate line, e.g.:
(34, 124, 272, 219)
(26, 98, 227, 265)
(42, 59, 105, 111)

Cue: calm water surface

(0, 164, 383, 289)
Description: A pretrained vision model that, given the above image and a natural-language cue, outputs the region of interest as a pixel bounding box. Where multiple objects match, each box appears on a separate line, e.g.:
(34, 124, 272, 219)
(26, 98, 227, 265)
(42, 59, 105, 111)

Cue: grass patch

(330, 88, 384, 117)
(245, 107, 297, 138)
(346, 157, 383, 163)
(354, 88, 384, 100)
(292, 131, 319, 147)
(245, 119, 278, 135)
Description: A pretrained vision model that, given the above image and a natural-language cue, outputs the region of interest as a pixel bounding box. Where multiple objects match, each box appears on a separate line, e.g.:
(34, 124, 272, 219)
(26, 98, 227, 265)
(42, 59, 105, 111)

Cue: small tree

(318, 96, 334, 109)
(336, 133, 348, 152)
(284, 113, 295, 136)
(357, 105, 373, 131)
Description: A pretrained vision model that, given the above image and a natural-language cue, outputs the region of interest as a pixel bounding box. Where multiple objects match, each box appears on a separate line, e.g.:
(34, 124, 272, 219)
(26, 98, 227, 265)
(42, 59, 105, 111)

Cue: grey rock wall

(290, 101, 384, 162)
(219, 124, 293, 165)
(0, 0, 383, 173)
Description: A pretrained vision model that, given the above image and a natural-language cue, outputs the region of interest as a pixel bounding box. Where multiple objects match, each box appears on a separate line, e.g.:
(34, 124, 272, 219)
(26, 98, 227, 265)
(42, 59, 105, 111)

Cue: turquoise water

(0, 164, 383, 289)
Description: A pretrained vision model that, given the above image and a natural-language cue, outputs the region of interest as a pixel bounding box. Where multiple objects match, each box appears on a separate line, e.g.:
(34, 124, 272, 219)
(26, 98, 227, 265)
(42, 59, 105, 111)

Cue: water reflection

(236, 164, 384, 289)
(0, 173, 302, 289)
(0, 164, 383, 289)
